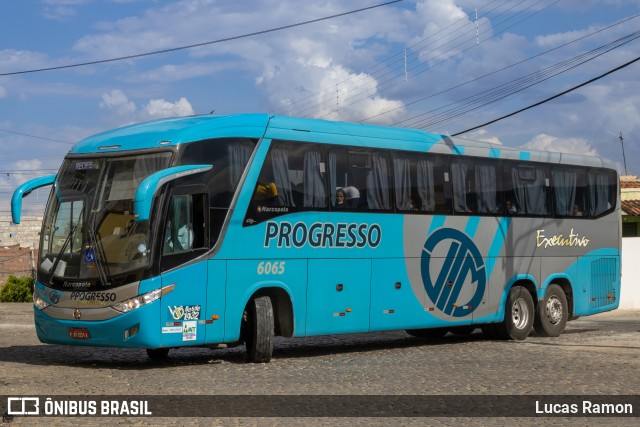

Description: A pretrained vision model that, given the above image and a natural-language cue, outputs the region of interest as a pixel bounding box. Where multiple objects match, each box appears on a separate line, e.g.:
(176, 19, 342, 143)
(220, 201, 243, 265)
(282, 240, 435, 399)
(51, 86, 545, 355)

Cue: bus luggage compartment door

(306, 258, 371, 335)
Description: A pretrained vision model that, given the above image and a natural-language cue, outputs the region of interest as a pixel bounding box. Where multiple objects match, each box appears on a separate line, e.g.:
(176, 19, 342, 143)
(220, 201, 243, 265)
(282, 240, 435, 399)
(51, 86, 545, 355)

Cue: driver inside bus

(177, 218, 194, 250)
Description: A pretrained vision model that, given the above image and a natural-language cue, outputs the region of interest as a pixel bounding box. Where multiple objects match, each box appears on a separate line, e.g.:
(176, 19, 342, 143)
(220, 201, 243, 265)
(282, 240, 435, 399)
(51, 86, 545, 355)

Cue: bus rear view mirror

(11, 174, 56, 224)
(133, 164, 212, 222)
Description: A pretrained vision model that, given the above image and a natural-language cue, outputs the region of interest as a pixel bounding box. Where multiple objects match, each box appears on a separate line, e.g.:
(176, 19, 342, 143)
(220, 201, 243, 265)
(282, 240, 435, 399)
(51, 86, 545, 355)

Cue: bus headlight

(34, 295, 50, 310)
(111, 284, 175, 313)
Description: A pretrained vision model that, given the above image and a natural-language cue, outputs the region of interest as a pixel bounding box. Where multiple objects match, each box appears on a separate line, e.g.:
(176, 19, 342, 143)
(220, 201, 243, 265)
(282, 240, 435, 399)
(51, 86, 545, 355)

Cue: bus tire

(245, 296, 274, 363)
(146, 348, 169, 360)
(495, 286, 534, 341)
(406, 327, 448, 339)
(534, 284, 568, 337)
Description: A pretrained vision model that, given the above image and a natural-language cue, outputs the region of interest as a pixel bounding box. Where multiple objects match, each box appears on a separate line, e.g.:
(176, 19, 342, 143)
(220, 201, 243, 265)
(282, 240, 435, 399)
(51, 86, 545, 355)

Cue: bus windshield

(39, 152, 172, 287)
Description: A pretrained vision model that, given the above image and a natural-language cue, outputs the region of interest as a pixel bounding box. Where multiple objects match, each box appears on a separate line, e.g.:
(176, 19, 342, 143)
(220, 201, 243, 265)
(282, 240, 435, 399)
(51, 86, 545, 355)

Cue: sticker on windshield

(84, 248, 96, 263)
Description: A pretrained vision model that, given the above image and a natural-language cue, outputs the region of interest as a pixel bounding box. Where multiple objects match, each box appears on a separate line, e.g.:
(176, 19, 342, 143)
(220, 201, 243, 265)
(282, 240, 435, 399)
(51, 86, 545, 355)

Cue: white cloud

(0, 49, 50, 71)
(41, 0, 86, 20)
(0, 86, 6, 99)
(42, 6, 77, 20)
(464, 129, 504, 145)
(100, 89, 136, 115)
(6, 159, 46, 188)
(72, 0, 411, 121)
(128, 61, 238, 83)
(142, 97, 194, 119)
(42, 0, 87, 4)
(99, 89, 194, 121)
(519, 133, 599, 156)
(412, 0, 471, 64)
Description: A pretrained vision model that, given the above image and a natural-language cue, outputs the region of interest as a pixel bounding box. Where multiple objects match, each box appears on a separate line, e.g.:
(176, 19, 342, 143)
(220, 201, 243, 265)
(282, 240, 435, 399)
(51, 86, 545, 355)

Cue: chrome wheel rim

(546, 296, 563, 325)
(512, 298, 530, 330)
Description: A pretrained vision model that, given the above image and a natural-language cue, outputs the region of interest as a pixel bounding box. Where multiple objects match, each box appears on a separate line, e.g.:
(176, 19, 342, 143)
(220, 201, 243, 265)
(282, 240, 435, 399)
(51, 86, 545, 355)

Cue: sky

(1, 0, 640, 217)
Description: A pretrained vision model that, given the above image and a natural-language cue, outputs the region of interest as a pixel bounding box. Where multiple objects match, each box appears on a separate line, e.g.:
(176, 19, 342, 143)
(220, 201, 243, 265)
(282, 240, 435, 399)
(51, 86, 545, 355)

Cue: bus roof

(69, 113, 617, 171)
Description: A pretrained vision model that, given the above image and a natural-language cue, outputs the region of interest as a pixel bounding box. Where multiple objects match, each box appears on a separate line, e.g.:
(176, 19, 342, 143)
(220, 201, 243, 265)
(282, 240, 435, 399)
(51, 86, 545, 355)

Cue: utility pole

(619, 132, 628, 175)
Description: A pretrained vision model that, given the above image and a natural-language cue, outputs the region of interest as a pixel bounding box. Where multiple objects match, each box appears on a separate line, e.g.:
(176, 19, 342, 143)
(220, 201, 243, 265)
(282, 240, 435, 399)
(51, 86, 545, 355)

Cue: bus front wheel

(244, 296, 274, 363)
(495, 286, 534, 340)
(533, 284, 568, 337)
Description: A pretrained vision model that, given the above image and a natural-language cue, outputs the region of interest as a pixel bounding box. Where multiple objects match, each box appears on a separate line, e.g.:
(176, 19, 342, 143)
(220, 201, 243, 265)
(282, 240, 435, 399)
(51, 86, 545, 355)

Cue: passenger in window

(573, 204, 583, 217)
(335, 188, 347, 209)
(343, 186, 360, 208)
(505, 199, 517, 215)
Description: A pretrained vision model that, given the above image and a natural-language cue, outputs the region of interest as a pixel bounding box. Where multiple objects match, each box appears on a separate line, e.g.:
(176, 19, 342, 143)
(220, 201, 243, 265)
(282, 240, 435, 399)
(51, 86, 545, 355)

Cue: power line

(0, 169, 58, 173)
(452, 54, 640, 136)
(274, 0, 511, 116)
(0, 0, 404, 77)
(304, 0, 558, 120)
(291, 0, 537, 118)
(404, 30, 640, 130)
(362, 11, 640, 124)
(0, 128, 73, 145)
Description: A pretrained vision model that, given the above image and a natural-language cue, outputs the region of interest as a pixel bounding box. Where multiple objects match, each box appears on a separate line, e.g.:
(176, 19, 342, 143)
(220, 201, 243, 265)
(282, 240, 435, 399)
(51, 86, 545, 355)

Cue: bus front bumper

(34, 300, 162, 348)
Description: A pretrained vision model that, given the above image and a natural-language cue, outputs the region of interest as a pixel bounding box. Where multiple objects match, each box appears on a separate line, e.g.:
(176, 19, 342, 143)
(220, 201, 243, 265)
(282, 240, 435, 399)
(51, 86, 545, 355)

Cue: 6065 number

(257, 261, 285, 275)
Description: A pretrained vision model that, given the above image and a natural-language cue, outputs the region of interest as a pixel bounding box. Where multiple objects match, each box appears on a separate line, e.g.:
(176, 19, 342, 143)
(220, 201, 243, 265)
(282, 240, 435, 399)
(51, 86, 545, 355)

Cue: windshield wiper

(87, 227, 110, 287)
(47, 225, 78, 283)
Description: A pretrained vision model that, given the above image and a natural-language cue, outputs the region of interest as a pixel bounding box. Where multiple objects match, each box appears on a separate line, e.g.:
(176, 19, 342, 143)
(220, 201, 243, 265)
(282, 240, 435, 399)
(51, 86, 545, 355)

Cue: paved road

(0, 303, 639, 426)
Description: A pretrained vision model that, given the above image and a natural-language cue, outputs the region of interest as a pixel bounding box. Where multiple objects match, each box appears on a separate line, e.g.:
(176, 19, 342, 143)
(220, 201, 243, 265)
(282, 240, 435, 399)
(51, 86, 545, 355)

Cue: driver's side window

(161, 192, 207, 271)
(163, 195, 194, 255)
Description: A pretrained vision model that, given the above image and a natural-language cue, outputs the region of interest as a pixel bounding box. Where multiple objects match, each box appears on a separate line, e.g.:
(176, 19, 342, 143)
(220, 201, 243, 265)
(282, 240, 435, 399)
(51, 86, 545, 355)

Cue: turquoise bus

(12, 114, 620, 362)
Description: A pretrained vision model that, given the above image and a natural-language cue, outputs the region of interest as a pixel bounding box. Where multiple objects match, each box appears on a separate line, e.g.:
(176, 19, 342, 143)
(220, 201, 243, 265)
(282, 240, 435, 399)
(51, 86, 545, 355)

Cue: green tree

(0, 275, 34, 302)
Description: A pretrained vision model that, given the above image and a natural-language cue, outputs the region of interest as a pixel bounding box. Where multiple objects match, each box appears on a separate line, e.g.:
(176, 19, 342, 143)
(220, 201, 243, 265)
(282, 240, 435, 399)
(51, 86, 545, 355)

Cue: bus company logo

(420, 228, 486, 317)
(48, 290, 61, 305)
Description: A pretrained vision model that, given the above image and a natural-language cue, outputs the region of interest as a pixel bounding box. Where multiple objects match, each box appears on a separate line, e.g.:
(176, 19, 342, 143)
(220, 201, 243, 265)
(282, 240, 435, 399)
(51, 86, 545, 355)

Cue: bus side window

(346, 150, 391, 212)
(451, 158, 501, 215)
(503, 162, 550, 216)
(393, 153, 449, 214)
(246, 141, 329, 224)
(551, 166, 587, 218)
(588, 168, 616, 217)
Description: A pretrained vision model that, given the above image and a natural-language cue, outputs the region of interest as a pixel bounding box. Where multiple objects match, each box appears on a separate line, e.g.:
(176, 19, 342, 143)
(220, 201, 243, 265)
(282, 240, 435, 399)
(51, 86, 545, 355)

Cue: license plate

(68, 328, 90, 339)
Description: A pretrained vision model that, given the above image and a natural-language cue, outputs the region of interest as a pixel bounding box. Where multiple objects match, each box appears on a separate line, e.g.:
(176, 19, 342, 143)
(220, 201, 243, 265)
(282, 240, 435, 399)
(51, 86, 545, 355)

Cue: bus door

(159, 187, 212, 346)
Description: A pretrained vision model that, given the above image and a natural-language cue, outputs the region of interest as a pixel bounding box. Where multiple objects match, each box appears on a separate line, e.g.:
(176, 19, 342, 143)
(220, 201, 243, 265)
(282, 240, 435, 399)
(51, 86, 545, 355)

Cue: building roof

(621, 180, 640, 189)
(622, 200, 640, 216)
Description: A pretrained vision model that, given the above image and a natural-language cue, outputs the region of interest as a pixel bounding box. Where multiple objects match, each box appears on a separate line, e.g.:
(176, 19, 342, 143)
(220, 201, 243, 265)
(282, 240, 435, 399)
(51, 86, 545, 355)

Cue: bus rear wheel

(495, 286, 534, 340)
(534, 284, 568, 337)
(244, 296, 274, 363)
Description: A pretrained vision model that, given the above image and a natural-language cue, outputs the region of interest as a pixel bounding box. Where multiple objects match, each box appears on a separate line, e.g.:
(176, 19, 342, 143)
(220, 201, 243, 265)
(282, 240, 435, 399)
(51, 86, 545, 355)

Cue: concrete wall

(620, 237, 640, 309)
(0, 215, 42, 249)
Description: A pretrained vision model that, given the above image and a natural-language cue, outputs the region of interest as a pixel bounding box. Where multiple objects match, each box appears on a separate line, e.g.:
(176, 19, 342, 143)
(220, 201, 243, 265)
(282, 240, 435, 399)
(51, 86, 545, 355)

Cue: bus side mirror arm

(133, 164, 213, 222)
(11, 174, 56, 224)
